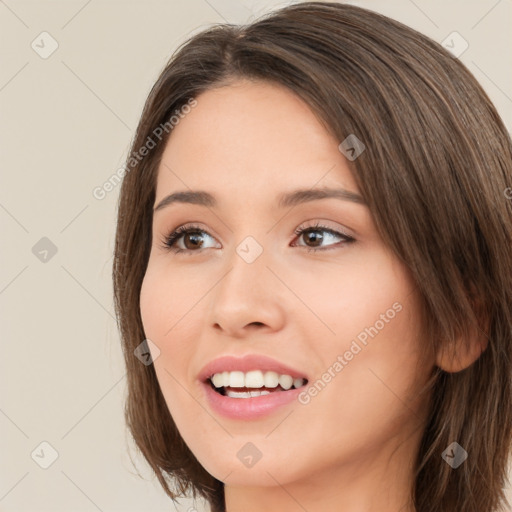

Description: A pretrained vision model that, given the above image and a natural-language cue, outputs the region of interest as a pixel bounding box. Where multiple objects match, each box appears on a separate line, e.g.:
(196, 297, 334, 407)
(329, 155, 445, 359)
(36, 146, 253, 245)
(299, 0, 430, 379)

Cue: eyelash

(160, 222, 355, 255)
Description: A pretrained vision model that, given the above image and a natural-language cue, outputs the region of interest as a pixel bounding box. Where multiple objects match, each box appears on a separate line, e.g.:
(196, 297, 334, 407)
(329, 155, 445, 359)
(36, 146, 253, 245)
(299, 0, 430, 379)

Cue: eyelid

(160, 219, 355, 254)
(161, 222, 220, 251)
(292, 219, 354, 240)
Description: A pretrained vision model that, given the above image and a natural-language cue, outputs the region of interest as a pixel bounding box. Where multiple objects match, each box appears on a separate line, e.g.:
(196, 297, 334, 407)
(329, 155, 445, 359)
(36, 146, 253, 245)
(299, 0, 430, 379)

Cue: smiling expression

(139, 79, 435, 489)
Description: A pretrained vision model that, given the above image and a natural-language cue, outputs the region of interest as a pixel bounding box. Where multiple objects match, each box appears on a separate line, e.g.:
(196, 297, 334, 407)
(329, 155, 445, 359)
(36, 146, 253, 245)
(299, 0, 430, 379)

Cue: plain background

(1, 1, 511, 511)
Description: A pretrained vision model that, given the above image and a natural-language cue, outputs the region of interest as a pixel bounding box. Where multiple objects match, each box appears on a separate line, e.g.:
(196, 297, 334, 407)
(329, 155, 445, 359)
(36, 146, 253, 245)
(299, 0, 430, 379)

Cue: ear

(436, 297, 490, 373)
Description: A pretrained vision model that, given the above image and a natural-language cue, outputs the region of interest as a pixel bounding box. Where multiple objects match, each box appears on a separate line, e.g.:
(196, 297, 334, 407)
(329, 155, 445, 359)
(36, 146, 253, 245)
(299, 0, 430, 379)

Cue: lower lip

(201, 381, 303, 420)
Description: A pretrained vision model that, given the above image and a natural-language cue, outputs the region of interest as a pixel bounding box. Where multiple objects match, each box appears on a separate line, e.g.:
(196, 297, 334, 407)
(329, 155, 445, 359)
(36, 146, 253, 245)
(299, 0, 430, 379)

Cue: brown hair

(112, 2, 512, 511)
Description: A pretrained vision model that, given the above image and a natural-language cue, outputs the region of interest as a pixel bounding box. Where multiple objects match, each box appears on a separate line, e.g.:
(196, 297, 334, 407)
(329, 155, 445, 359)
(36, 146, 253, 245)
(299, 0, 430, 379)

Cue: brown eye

(161, 222, 355, 255)
(301, 229, 325, 248)
(293, 223, 355, 252)
(162, 225, 219, 254)
(182, 231, 205, 250)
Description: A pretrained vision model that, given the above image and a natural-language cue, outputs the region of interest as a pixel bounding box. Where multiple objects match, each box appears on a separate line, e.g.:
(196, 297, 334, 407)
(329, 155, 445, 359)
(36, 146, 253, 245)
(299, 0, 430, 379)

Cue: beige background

(1, 0, 511, 511)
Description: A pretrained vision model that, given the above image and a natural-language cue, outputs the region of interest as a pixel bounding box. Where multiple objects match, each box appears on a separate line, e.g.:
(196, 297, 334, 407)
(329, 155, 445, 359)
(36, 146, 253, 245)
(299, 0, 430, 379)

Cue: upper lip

(198, 354, 309, 383)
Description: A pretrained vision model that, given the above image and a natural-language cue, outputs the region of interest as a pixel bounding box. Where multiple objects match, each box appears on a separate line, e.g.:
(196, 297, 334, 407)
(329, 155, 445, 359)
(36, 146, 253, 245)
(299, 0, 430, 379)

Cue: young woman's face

(140, 80, 435, 492)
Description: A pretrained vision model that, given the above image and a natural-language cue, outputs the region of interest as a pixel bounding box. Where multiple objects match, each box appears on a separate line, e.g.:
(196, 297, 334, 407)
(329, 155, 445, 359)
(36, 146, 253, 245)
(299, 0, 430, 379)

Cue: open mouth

(207, 370, 308, 398)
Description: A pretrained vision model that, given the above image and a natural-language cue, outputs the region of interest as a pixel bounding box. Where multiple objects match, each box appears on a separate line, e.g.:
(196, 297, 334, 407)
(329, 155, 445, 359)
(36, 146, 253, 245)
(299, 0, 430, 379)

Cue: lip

(198, 354, 309, 420)
(201, 381, 304, 419)
(198, 354, 309, 382)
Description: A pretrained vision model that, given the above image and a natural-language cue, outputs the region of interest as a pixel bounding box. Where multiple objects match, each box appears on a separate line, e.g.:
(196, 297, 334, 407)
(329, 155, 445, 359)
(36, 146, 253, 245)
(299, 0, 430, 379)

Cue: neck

(223, 423, 423, 512)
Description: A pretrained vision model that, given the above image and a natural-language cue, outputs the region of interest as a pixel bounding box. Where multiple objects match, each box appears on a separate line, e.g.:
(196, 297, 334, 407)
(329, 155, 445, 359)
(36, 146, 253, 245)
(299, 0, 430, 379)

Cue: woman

(113, 2, 512, 511)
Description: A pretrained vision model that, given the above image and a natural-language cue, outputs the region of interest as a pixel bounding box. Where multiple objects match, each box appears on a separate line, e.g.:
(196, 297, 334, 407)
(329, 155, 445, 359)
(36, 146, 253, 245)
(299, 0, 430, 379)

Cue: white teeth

(211, 373, 224, 388)
(264, 371, 279, 388)
(250, 390, 270, 397)
(279, 374, 293, 390)
(229, 371, 245, 388)
(227, 390, 252, 398)
(245, 370, 264, 388)
(226, 389, 271, 398)
(293, 378, 303, 389)
(210, 370, 306, 391)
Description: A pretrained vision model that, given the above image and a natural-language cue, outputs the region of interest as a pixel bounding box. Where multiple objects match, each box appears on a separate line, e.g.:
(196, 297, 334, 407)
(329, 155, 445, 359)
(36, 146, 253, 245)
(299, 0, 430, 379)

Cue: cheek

(288, 249, 414, 346)
(139, 268, 168, 340)
(296, 252, 427, 425)
(139, 265, 195, 388)
(139, 265, 203, 430)
(139, 261, 194, 341)
(140, 265, 198, 436)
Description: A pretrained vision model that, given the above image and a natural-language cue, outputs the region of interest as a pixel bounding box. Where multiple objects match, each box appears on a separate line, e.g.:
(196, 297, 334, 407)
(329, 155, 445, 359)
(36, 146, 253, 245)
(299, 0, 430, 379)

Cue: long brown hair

(112, 2, 512, 511)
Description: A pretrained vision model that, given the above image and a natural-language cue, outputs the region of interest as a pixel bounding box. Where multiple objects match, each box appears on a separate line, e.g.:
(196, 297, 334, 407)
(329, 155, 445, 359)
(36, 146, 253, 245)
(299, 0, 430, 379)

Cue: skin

(139, 79, 480, 512)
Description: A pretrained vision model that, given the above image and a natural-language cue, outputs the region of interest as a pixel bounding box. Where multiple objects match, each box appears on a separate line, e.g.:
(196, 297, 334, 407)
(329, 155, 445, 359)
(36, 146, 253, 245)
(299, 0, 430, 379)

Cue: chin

(180, 431, 311, 488)
(205, 456, 302, 487)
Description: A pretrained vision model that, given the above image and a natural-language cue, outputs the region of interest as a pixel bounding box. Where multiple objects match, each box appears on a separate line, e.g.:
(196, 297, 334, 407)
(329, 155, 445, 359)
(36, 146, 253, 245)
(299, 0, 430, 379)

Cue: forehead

(155, 80, 359, 201)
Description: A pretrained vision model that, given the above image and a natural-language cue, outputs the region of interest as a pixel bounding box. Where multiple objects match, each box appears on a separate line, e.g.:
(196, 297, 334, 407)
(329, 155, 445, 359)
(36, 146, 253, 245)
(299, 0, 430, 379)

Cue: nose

(208, 247, 286, 339)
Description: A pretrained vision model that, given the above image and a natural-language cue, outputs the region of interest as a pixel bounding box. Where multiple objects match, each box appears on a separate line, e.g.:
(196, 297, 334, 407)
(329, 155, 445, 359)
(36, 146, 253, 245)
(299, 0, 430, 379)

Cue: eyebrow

(153, 186, 366, 212)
